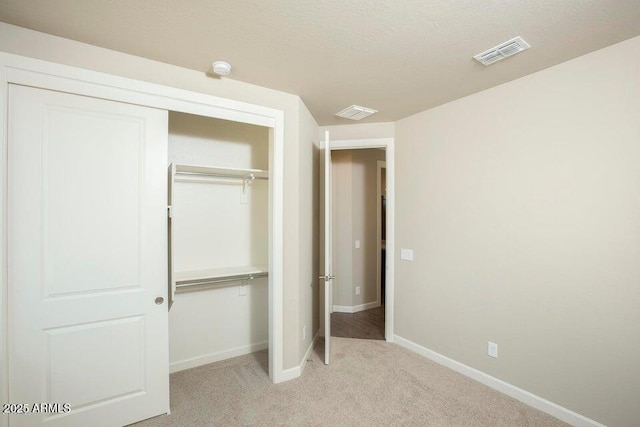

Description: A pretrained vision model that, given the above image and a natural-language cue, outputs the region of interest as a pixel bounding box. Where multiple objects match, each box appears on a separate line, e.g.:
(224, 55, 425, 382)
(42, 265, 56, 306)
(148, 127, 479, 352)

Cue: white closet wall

(168, 112, 269, 372)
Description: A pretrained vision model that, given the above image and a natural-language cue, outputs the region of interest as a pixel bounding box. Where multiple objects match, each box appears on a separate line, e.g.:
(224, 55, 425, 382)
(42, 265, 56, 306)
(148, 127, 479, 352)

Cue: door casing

(319, 137, 395, 345)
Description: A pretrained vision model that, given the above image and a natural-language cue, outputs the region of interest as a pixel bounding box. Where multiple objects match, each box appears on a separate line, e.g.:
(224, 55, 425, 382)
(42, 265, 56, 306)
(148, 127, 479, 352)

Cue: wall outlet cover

(355, 286, 361, 295)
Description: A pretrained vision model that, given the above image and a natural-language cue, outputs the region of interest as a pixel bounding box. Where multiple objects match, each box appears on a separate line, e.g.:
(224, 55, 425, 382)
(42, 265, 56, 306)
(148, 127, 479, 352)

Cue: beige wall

(0, 23, 319, 371)
(298, 99, 320, 357)
(332, 149, 385, 309)
(331, 151, 354, 308)
(395, 36, 640, 427)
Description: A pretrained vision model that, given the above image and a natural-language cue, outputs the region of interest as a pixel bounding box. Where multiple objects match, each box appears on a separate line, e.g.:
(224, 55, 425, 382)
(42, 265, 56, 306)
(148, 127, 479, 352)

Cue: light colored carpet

(132, 337, 567, 427)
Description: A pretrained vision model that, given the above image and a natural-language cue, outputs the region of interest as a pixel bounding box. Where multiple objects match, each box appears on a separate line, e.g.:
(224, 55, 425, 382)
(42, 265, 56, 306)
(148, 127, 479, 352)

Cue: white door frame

(376, 160, 386, 309)
(325, 137, 395, 341)
(0, 52, 287, 424)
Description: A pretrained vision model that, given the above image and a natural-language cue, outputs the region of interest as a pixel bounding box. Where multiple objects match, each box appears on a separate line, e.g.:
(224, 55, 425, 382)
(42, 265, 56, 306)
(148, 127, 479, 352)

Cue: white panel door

(320, 130, 334, 364)
(8, 85, 169, 427)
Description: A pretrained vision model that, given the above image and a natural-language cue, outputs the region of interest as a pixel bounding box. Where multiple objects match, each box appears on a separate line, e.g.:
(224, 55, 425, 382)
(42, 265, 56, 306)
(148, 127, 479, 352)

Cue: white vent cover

(473, 36, 530, 66)
(335, 105, 378, 120)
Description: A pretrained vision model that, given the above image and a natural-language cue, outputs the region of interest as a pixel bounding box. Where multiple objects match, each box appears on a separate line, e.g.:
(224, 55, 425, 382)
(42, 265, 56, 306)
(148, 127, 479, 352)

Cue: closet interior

(167, 111, 270, 374)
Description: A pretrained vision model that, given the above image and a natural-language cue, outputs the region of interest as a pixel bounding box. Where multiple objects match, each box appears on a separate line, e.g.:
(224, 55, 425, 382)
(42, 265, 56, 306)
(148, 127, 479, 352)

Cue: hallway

(330, 306, 384, 340)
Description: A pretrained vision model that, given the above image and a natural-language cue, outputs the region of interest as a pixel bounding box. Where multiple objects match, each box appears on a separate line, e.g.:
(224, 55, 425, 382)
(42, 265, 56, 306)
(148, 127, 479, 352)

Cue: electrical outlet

(355, 240, 361, 249)
(488, 341, 498, 358)
(355, 286, 360, 295)
(303, 325, 307, 340)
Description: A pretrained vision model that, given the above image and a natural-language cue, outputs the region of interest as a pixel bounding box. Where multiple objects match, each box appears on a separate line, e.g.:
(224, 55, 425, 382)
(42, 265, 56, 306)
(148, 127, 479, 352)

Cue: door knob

(155, 297, 164, 305)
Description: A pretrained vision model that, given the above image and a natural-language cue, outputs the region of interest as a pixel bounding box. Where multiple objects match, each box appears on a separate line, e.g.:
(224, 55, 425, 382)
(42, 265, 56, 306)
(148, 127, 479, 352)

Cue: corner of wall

(296, 97, 320, 365)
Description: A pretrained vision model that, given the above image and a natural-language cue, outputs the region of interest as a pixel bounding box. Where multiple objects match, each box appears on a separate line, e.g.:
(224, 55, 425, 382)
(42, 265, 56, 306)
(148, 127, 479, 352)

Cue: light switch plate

(238, 284, 248, 296)
(488, 341, 498, 358)
(400, 248, 414, 261)
(355, 240, 361, 249)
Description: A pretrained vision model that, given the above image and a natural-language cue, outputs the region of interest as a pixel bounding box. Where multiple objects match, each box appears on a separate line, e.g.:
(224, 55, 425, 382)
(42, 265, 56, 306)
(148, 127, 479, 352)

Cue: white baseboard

(170, 341, 268, 373)
(279, 365, 301, 382)
(332, 301, 380, 314)
(170, 332, 320, 382)
(394, 335, 604, 427)
(354, 301, 380, 312)
(278, 330, 320, 382)
(300, 331, 319, 374)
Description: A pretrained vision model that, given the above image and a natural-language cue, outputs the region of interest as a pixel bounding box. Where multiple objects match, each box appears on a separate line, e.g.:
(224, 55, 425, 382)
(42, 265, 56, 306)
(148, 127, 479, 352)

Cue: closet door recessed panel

(46, 107, 142, 296)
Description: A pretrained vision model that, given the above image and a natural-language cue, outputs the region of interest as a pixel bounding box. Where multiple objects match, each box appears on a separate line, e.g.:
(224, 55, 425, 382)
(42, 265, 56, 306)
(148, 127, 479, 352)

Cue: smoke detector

(473, 37, 530, 66)
(335, 105, 378, 121)
(212, 61, 232, 76)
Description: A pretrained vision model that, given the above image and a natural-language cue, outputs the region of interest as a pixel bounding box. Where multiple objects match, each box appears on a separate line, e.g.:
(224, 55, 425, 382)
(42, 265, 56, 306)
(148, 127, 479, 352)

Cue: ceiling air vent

(473, 36, 530, 66)
(335, 105, 378, 121)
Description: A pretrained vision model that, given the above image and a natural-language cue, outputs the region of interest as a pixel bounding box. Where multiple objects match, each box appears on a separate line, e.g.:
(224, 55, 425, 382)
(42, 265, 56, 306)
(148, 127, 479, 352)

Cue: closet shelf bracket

(241, 173, 261, 194)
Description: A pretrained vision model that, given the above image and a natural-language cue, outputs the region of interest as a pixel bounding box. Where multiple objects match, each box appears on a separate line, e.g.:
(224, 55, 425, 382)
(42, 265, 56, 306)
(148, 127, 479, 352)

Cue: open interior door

(320, 130, 334, 364)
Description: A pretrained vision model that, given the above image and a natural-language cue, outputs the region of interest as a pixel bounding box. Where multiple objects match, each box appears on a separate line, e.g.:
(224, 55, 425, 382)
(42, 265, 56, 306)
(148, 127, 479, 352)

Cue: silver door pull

(155, 297, 164, 305)
(319, 275, 335, 281)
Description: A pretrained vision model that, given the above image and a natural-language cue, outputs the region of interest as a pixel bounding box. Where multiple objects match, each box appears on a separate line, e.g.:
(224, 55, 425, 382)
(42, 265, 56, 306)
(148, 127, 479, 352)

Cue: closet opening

(0, 57, 287, 426)
(167, 112, 271, 377)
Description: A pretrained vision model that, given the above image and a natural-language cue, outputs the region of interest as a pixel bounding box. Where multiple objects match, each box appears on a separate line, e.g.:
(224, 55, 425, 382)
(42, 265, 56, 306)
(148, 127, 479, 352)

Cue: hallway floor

(331, 306, 385, 340)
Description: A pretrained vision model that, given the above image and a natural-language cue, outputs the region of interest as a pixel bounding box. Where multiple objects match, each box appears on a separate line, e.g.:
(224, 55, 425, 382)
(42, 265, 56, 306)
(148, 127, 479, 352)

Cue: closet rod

(176, 272, 268, 290)
(176, 171, 268, 180)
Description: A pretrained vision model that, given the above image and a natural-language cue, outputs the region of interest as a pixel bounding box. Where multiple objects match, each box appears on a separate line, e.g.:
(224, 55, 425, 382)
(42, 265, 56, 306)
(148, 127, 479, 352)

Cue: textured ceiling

(1, 1, 639, 125)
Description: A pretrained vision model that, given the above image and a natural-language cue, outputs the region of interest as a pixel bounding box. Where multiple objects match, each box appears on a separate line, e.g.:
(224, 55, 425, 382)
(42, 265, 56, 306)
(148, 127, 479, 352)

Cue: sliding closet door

(7, 85, 169, 427)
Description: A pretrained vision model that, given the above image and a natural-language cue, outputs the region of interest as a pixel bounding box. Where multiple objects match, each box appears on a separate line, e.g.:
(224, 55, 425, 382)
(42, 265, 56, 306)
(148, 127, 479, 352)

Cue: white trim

(385, 140, 395, 343)
(300, 331, 319, 375)
(355, 301, 380, 312)
(323, 137, 392, 150)
(4, 59, 277, 128)
(169, 341, 268, 374)
(268, 120, 286, 384)
(376, 160, 386, 310)
(332, 305, 353, 313)
(272, 330, 320, 382)
(0, 53, 7, 420)
(328, 137, 395, 343)
(332, 301, 380, 313)
(280, 365, 301, 382)
(0, 52, 287, 419)
(394, 335, 605, 427)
